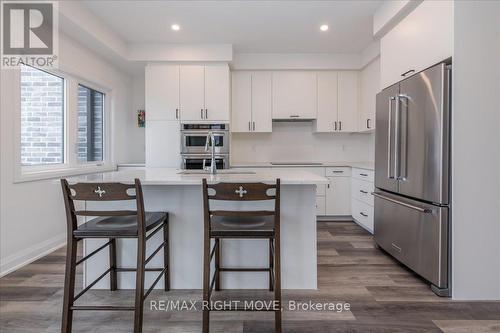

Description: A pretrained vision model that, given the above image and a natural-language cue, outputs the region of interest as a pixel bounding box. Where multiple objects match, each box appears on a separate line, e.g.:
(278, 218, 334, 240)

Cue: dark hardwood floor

(1, 221, 499, 332)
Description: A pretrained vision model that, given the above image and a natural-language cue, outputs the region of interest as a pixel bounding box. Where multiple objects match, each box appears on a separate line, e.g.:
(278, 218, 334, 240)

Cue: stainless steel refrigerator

(374, 61, 451, 296)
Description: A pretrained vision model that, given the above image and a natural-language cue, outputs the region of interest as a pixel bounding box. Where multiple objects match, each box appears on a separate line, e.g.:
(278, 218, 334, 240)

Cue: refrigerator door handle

(394, 95, 401, 180)
(387, 97, 395, 179)
(398, 94, 409, 180)
(372, 192, 433, 213)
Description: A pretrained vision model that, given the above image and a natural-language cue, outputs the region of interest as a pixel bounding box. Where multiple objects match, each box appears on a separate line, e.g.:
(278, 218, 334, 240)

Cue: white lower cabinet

(325, 175, 351, 216)
(315, 196, 326, 216)
(351, 168, 374, 233)
(351, 199, 374, 233)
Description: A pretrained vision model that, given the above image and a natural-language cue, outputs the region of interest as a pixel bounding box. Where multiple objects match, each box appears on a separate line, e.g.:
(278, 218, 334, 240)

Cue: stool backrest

(60, 178, 146, 235)
(202, 179, 281, 231)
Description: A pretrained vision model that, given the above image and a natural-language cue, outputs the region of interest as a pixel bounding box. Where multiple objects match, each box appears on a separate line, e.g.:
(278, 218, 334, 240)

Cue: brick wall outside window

(77, 85, 104, 163)
(20, 65, 64, 166)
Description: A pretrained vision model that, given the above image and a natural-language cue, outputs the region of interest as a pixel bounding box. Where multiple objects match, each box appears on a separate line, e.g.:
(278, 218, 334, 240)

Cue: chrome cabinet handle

(248, 122, 251, 131)
(401, 69, 415, 77)
(334, 121, 337, 131)
(290, 115, 300, 118)
(205, 109, 208, 119)
(253, 122, 255, 131)
(176, 108, 179, 119)
(201, 109, 204, 119)
(372, 192, 433, 213)
(360, 212, 368, 217)
(387, 97, 395, 179)
(360, 190, 368, 194)
(360, 173, 368, 177)
(332, 170, 344, 174)
(339, 121, 342, 131)
(366, 118, 370, 129)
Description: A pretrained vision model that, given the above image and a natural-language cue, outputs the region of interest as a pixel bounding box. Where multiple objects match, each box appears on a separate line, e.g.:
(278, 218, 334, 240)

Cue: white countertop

(231, 161, 375, 170)
(67, 167, 329, 185)
(117, 162, 375, 171)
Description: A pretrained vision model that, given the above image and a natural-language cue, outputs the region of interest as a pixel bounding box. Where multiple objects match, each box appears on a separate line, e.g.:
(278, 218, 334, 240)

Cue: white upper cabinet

(204, 65, 230, 121)
(359, 58, 380, 132)
(231, 71, 272, 133)
(337, 71, 359, 132)
(251, 72, 272, 132)
(316, 71, 359, 133)
(179, 65, 230, 121)
(316, 71, 338, 132)
(231, 71, 252, 132)
(145, 65, 179, 121)
(272, 71, 317, 120)
(380, 1, 453, 89)
(180, 65, 205, 121)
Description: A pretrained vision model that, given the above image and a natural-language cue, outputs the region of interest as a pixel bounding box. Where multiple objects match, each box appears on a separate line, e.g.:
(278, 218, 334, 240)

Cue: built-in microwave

(180, 123, 229, 155)
(181, 154, 229, 170)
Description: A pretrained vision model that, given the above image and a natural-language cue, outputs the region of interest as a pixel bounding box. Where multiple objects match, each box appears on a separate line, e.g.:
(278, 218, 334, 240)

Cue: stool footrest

(70, 305, 135, 311)
(219, 267, 271, 272)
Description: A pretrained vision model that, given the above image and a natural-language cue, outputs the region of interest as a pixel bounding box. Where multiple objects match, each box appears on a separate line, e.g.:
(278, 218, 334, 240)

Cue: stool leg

(109, 238, 117, 291)
(163, 220, 170, 291)
(274, 235, 282, 333)
(61, 236, 78, 333)
(269, 238, 274, 291)
(133, 236, 146, 333)
(202, 235, 211, 333)
(215, 238, 220, 291)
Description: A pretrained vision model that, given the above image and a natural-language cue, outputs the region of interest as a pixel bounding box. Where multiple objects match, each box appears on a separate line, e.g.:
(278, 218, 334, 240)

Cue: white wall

(0, 33, 135, 276)
(231, 122, 373, 165)
(452, 1, 500, 300)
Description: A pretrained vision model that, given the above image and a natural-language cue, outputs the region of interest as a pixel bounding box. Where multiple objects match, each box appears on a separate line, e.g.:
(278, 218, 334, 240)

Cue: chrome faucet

(204, 131, 217, 174)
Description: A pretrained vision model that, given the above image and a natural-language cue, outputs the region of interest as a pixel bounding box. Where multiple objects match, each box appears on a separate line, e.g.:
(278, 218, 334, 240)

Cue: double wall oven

(180, 123, 229, 170)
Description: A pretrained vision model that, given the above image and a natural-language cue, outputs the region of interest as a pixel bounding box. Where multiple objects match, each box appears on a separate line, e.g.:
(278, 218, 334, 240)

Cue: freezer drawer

(373, 191, 448, 288)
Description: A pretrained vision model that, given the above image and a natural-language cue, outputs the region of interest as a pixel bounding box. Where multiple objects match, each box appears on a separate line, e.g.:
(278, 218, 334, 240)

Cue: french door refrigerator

(374, 61, 451, 296)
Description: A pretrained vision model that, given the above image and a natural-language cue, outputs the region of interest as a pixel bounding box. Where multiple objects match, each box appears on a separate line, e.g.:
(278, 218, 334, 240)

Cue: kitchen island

(68, 168, 328, 290)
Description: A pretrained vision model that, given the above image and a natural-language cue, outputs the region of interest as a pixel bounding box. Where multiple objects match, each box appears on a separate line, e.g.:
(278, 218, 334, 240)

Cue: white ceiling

(82, 0, 382, 53)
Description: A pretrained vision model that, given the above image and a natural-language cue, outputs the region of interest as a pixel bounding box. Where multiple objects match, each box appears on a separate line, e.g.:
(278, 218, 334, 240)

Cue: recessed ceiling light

(320, 24, 329, 32)
(171, 24, 180, 31)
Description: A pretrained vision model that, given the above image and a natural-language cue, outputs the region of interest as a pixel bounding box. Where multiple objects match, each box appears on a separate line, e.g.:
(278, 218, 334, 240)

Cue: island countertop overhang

(66, 167, 329, 185)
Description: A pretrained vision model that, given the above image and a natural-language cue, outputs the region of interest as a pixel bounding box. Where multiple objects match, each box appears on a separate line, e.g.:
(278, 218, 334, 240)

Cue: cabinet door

(231, 72, 252, 132)
(325, 176, 351, 215)
(145, 120, 180, 167)
(359, 58, 379, 132)
(316, 71, 338, 132)
(205, 65, 230, 121)
(145, 65, 179, 121)
(251, 72, 272, 132)
(337, 71, 359, 132)
(272, 71, 317, 119)
(180, 65, 205, 121)
(380, 1, 453, 89)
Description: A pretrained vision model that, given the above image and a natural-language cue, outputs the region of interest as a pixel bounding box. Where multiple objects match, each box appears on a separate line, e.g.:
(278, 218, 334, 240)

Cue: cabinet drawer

(325, 167, 351, 177)
(352, 178, 374, 206)
(315, 196, 326, 216)
(352, 199, 374, 233)
(352, 168, 374, 182)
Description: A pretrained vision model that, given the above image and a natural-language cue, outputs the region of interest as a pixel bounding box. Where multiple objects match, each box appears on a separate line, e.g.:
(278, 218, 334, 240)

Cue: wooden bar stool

(202, 179, 281, 333)
(60, 178, 170, 333)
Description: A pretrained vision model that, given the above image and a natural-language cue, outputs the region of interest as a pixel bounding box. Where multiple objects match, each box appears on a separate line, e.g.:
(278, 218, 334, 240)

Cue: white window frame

(14, 66, 115, 183)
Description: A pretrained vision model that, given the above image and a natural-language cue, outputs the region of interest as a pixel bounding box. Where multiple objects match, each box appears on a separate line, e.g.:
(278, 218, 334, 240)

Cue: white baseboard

(0, 233, 66, 277)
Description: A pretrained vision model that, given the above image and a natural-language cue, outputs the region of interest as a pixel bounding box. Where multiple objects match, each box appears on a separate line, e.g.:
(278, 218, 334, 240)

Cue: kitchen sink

(177, 170, 256, 175)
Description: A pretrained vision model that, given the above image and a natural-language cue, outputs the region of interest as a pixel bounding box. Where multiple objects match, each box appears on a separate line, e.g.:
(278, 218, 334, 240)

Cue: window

(20, 65, 65, 166)
(77, 85, 105, 163)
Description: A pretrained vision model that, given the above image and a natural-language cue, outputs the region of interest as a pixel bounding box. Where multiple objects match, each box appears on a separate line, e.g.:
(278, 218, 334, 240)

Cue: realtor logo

(1, 1, 58, 68)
